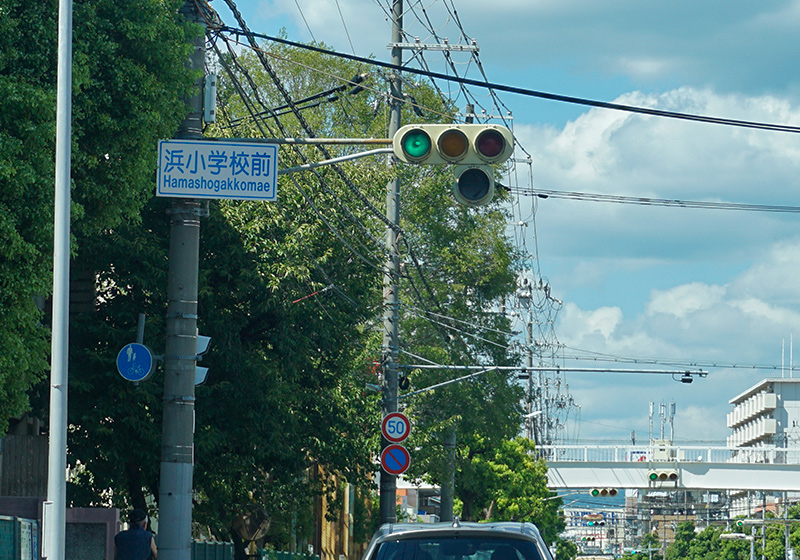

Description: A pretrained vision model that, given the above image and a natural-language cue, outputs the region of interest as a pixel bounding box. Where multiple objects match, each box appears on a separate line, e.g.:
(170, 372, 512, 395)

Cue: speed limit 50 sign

(381, 412, 411, 443)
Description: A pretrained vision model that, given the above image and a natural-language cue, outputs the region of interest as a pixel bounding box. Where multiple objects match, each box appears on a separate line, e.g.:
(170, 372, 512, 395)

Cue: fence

(0, 526, 320, 560)
(538, 444, 800, 464)
(191, 542, 321, 560)
(0, 516, 38, 560)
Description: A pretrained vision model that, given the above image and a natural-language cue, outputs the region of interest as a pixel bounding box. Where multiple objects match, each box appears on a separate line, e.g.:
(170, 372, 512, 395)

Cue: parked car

(361, 520, 555, 560)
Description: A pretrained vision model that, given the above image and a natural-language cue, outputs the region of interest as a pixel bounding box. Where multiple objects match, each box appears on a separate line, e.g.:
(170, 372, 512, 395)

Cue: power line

(510, 187, 800, 213)
(216, 26, 800, 134)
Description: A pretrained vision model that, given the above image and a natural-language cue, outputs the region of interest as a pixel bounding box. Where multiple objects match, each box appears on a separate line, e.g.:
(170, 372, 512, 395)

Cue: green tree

(482, 438, 564, 544)
(626, 532, 661, 560)
(555, 539, 577, 560)
(665, 520, 695, 560)
(0, 0, 193, 433)
(686, 526, 723, 560)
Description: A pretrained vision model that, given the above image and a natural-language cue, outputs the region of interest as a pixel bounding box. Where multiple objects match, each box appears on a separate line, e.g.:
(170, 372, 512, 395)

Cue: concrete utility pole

(157, 1, 205, 558)
(379, 0, 403, 525)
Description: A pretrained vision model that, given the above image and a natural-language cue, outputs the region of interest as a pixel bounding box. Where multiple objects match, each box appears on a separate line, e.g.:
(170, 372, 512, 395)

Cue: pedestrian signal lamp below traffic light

(590, 488, 618, 497)
(648, 469, 679, 483)
(392, 124, 514, 207)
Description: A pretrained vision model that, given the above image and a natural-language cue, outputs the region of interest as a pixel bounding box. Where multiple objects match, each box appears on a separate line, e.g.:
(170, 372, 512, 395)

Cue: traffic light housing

(590, 488, 618, 497)
(648, 468, 679, 483)
(392, 124, 514, 206)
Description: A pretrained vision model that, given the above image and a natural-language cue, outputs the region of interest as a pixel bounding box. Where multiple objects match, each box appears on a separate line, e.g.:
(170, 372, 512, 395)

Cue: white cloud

(554, 238, 800, 442)
(646, 283, 726, 320)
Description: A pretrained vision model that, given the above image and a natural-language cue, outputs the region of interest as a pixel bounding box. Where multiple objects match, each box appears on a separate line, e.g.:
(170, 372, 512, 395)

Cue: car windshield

(373, 537, 543, 560)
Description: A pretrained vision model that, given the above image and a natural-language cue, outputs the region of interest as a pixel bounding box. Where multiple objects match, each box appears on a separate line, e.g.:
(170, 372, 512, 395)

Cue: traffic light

(392, 124, 514, 207)
(648, 468, 679, 482)
(590, 488, 618, 497)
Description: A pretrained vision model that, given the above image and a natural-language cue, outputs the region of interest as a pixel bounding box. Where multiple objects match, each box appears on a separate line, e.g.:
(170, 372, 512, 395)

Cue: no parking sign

(381, 444, 411, 476)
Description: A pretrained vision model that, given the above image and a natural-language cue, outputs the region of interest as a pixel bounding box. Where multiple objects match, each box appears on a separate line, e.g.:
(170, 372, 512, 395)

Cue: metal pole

(440, 428, 456, 521)
(158, 2, 205, 558)
(527, 320, 537, 442)
(44, 0, 73, 557)
(785, 492, 790, 560)
(379, 0, 403, 525)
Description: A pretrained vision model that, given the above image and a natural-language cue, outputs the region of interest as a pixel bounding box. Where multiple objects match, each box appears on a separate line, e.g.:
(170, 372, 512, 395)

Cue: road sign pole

(158, 1, 204, 558)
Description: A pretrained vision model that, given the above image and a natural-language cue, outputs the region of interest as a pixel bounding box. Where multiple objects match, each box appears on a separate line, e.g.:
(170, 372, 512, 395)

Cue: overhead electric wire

(210, 33, 387, 272)
(511, 187, 800, 213)
(562, 344, 800, 373)
(292, 0, 317, 42)
(217, 25, 800, 134)
(216, 0, 498, 366)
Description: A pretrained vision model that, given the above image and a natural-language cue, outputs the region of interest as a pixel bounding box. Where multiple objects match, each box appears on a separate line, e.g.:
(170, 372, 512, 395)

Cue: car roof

(370, 520, 546, 542)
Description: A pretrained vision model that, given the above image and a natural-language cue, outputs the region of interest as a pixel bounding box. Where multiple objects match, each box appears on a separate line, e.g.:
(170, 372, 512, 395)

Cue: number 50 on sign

(381, 412, 410, 443)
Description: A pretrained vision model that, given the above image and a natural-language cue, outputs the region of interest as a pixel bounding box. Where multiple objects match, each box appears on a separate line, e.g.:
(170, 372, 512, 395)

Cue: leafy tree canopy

(0, 0, 193, 433)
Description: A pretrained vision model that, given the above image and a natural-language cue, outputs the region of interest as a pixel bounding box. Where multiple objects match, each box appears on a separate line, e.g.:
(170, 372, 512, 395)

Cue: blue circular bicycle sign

(116, 343, 155, 382)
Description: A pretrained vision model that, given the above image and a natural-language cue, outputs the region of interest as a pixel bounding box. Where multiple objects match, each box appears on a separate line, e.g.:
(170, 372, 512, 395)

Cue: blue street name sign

(157, 139, 278, 201)
(117, 343, 155, 382)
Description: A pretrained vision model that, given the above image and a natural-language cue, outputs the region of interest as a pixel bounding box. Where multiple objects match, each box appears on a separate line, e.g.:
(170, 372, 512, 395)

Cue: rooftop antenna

(669, 402, 676, 442)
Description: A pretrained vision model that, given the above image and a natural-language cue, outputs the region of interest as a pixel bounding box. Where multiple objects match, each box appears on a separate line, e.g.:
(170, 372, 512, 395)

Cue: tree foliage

(4, 1, 547, 544)
(0, 0, 193, 433)
(651, 510, 800, 560)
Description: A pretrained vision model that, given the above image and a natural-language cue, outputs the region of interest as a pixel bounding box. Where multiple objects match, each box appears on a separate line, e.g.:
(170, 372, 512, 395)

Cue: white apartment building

(727, 378, 800, 515)
(727, 378, 800, 455)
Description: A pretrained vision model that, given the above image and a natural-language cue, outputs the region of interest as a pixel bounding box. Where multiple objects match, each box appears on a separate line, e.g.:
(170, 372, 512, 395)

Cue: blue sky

(212, 0, 800, 444)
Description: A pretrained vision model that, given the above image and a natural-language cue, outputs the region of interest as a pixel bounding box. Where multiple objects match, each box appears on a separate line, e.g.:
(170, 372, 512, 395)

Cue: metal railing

(537, 444, 800, 465)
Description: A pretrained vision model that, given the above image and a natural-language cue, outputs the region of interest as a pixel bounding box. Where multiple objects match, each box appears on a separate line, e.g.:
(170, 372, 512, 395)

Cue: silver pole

(45, 0, 73, 557)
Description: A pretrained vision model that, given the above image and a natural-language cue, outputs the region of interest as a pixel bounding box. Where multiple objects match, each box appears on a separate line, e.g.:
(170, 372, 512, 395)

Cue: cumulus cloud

(554, 238, 800, 442)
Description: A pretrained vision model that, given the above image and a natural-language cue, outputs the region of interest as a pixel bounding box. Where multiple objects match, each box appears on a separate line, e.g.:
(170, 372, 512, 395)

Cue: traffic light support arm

(397, 367, 497, 400)
(277, 148, 393, 175)
(220, 136, 392, 145)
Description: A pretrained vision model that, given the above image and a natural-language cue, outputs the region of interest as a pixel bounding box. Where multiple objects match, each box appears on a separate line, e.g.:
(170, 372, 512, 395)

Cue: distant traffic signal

(392, 124, 514, 206)
(590, 488, 619, 497)
(648, 469, 679, 482)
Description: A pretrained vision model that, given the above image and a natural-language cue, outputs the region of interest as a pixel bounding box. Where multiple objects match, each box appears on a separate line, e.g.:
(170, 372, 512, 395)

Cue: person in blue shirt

(115, 509, 157, 560)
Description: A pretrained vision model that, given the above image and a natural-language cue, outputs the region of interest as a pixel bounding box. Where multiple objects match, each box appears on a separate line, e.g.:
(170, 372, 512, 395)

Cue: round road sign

(381, 444, 411, 476)
(381, 412, 411, 443)
(116, 343, 155, 382)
